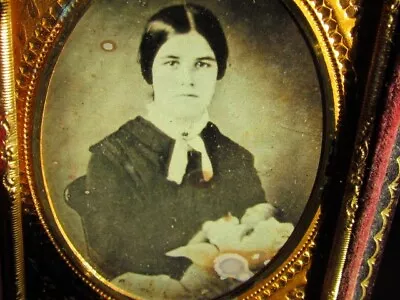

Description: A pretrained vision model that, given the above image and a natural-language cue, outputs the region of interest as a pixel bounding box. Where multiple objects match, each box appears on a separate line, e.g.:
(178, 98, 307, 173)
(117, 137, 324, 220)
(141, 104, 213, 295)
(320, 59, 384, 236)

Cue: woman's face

(152, 32, 218, 120)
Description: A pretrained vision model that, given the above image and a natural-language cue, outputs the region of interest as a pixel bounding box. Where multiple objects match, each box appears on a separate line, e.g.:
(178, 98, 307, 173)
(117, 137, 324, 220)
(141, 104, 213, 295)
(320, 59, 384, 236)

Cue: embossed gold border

(2, 0, 360, 299)
(0, 0, 26, 299)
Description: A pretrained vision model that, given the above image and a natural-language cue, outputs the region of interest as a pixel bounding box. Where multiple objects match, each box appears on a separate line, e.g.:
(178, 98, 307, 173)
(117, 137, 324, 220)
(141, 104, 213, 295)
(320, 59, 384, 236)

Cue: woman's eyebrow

(161, 55, 180, 59)
(197, 56, 216, 61)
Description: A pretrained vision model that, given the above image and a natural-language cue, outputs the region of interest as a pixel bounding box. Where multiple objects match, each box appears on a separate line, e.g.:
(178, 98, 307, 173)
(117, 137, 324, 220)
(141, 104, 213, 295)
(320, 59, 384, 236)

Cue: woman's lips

(179, 94, 198, 98)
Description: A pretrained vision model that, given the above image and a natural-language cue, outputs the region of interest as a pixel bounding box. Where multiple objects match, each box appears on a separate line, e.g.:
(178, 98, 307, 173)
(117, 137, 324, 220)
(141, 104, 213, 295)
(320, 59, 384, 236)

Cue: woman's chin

(167, 109, 207, 121)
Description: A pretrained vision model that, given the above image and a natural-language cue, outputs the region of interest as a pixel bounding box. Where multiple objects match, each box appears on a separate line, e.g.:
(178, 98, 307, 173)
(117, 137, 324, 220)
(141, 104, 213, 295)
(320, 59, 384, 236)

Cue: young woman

(66, 3, 271, 283)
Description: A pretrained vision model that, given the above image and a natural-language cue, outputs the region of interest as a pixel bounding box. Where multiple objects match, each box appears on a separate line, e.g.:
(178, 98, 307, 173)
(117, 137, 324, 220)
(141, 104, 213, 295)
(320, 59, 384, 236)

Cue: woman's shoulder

(91, 118, 140, 145)
(89, 116, 165, 158)
(87, 119, 138, 160)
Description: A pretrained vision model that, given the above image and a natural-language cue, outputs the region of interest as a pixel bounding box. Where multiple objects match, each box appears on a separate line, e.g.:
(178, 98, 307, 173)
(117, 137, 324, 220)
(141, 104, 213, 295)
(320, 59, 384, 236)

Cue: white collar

(145, 102, 210, 140)
(144, 103, 213, 184)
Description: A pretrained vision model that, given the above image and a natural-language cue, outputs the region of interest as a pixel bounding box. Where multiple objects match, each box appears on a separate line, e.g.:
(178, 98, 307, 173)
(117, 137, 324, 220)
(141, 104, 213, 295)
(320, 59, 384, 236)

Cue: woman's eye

(195, 61, 211, 68)
(164, 60, 179, 67)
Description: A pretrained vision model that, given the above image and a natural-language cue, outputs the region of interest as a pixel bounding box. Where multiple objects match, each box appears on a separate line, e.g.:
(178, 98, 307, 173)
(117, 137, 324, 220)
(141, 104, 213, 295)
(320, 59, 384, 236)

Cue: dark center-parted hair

(138, 4, 229, 84)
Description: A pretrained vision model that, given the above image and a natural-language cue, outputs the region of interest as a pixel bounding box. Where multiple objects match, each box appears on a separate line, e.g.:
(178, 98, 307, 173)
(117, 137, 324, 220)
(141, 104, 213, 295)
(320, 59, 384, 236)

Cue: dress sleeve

(68, 151, 145, 278)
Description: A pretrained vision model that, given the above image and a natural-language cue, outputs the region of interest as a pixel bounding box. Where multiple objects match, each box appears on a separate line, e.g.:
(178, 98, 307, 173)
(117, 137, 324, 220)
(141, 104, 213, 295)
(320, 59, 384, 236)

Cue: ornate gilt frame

(1, 0, 362, 299)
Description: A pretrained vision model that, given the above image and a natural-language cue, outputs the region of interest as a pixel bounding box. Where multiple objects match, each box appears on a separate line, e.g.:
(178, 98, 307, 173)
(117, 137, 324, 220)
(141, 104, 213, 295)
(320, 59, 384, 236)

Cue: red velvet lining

(340, 61, 400, 299)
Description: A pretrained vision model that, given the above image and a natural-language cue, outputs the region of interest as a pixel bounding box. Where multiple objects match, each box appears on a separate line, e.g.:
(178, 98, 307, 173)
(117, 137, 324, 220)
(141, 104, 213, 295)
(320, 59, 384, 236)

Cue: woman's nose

(179, 65, 195, 86)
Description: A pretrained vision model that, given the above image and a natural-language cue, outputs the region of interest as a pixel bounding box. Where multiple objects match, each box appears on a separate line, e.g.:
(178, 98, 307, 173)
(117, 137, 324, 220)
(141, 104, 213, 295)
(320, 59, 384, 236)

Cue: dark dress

(65, 116, 266, 280)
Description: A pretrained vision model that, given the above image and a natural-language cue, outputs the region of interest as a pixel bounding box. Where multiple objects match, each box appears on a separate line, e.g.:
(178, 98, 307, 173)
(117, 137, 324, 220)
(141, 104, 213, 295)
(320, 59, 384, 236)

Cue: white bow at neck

(144, 103, 214, 184)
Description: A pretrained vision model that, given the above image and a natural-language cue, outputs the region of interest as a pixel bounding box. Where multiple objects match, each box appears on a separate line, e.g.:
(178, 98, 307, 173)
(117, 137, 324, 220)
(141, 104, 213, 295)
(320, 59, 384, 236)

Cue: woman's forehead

(155, 32, 216, 60)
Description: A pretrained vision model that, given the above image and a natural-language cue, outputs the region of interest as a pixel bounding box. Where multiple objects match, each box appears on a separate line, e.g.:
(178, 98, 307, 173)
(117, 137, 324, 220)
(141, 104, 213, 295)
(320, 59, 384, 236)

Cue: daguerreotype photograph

(30, 0, 332, 298)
